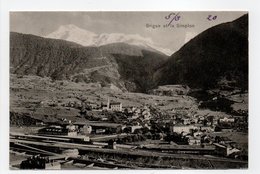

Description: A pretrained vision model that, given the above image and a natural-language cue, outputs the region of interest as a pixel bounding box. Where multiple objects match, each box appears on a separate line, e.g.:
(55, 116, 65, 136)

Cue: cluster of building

(40, 97, 123, 113)
(124, 105, 152, 121)
(36, 96, 247, 159)
(162, 113, 246, 158)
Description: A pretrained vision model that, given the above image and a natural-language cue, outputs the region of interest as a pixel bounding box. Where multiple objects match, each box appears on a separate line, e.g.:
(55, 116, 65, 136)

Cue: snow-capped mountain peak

(45, 24, 172, 55)
(47, 24, 97, 46)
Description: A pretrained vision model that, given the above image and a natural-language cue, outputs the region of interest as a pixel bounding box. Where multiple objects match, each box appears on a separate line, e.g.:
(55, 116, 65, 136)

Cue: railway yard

(10, 128, 248, 169)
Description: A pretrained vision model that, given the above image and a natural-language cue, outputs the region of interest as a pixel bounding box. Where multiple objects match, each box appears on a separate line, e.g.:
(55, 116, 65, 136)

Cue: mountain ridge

(45, 24, 172, 55)
(10, 14, 248, 93)
(10, 32, 168, 92)
(154, 14, 248, 91)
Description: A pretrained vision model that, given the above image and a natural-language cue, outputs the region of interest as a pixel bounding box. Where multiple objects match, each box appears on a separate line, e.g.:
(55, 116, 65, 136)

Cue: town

(10, 97, 248, 169)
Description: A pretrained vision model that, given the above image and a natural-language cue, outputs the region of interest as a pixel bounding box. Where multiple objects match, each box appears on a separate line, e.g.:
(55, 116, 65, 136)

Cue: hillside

(10, 14, 248, 93)
(154, 14, 248, 91)
(10, 32, 168, 92)
(113, 49, 168, 92)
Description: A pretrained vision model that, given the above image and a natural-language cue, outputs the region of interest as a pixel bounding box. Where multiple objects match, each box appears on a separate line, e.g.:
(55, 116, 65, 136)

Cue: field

(10, 74, 199, 124)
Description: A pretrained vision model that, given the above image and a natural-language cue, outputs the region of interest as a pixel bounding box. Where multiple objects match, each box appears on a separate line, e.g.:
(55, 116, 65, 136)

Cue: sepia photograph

(9, 11, 248, 170)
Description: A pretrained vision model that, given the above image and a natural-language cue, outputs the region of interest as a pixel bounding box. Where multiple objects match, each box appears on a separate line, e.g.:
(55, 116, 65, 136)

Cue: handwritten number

(165, 12, 181, 26)
(207, 15, 217, 21)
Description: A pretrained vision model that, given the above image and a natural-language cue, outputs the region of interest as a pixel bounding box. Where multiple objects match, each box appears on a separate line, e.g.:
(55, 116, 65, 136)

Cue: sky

(10, 11, 247, 53)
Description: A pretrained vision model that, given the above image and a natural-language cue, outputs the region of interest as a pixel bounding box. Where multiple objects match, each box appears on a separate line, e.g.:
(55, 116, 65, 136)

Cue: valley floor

(9, 74, 248, 169)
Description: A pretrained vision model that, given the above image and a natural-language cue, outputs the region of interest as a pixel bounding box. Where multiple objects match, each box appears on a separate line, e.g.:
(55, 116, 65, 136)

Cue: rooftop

(88, 121, 123, 128)
(110, 102, 122, 105)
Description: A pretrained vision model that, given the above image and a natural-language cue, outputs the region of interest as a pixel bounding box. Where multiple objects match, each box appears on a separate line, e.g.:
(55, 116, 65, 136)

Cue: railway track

(9, 132, 247, 170)
(10, 138, 247, 165)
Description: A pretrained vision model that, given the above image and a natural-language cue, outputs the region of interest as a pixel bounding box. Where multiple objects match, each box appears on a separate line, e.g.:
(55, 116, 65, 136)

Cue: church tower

(107, 97, 110, 110)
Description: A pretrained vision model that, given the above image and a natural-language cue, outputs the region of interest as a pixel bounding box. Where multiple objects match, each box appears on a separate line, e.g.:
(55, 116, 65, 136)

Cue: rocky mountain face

(10, 32, 168, 92)
(154, 14, 248, 91)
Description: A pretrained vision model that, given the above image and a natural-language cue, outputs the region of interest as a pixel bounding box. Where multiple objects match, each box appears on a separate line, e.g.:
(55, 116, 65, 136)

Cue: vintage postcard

(9, 11, 248, 169)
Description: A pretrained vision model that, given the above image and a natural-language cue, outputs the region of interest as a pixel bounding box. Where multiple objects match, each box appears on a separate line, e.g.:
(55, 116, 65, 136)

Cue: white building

(102, 98, 122, 112)
(171, 124, 196, 134)
(110, 102, 123, 112)
(219, 117, 235, 123)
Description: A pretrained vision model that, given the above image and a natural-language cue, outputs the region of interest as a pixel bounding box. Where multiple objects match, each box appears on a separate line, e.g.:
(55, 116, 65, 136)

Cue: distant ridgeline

(10, 14, 248, 93)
